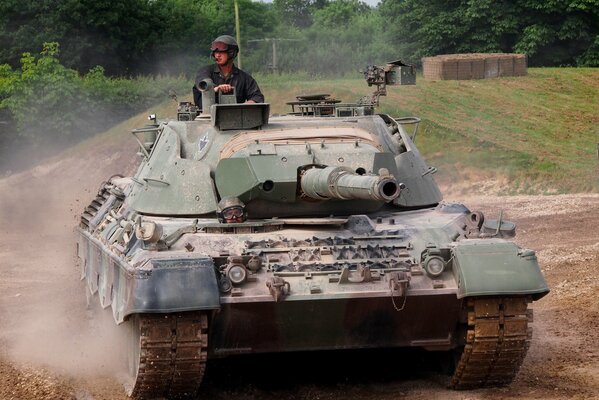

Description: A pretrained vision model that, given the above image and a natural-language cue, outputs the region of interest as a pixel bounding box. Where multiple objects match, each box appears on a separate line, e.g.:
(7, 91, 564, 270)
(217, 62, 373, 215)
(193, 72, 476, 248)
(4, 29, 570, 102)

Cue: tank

(76, 60, 549, 399)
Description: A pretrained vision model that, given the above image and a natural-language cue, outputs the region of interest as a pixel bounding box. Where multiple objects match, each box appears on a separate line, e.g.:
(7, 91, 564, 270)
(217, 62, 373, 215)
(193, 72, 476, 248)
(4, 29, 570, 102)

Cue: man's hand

(215, 84, 234, 93)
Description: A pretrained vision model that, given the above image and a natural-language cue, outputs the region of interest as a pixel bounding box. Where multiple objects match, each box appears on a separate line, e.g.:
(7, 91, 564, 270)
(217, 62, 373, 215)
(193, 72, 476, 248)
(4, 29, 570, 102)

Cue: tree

(53, 0, 162, 74)
(273, 0, 329, 28)
(1, 43, 83, 139)
(313, 0, 371, 27)
(0, 0, 64, 68)
(265, 2, 390, 75)
(0, 0, 165, 75)
(379, 0, 599, 67)
(513, 0, 599, 66)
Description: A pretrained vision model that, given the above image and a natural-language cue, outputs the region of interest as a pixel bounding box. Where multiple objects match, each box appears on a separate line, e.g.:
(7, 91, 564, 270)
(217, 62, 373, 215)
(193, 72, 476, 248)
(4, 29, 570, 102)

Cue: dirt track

(0, 138, 598, 399)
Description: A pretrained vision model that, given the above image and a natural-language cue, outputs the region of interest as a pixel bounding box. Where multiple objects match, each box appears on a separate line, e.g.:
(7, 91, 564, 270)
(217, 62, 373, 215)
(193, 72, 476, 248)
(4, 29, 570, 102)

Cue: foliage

(1, 43, 83, 139)
(251, 1, 391, 75)
(273, 0, 329, 28)
(313, 0, 370, 27)
(0, 0, 163, 75)
(0, 0, 281, 77)
(1, 0, 597, 76)
(0, 43, 190, 164)
(379, 0, 599, 67)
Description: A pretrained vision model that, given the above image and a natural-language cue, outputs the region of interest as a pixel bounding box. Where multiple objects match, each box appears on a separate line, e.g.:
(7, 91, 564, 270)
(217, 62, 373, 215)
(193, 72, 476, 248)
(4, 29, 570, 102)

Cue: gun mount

(285, 60, 416, 117)
(361, 60, 416, 106)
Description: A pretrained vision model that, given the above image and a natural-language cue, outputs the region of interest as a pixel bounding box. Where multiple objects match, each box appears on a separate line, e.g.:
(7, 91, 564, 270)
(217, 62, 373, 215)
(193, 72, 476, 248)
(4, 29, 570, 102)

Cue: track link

(80, 187, 110, 229)
(451, 297, 533, 389)
(129, 312, 208, 399)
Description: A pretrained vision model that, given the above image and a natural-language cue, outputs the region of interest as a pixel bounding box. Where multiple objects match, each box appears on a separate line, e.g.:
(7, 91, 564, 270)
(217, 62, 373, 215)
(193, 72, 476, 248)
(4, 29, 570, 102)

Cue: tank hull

(76, 105, 549, 397)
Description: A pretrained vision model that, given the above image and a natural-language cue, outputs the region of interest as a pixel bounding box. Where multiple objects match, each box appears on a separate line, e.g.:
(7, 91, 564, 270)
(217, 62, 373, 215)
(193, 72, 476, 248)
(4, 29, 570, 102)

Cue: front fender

(117, 258, 221, 323)
(452, 240, 549, 300)
(78, 229, 221, 324)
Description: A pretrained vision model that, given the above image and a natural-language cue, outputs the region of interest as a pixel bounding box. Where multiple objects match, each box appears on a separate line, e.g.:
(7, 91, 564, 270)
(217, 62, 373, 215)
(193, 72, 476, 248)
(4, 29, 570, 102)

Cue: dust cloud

(0, 143, 135, 386)
(0, 96, 151, 177)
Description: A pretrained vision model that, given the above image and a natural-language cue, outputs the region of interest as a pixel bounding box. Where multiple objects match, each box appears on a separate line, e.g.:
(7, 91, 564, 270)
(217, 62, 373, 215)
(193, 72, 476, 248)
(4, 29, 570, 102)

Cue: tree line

(0, 0, 597, 173)
(1, 0, 597, 77)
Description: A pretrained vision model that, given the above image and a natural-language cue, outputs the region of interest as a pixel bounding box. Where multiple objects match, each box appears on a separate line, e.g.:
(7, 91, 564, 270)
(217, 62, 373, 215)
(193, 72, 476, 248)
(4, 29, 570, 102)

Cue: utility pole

(234, 0, 242, 69)
(272, 40, 277, 71)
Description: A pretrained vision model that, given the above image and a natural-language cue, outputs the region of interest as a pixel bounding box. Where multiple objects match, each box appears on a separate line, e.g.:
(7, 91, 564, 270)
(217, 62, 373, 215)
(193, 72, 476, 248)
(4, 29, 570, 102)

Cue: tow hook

(338, 265, 372, 283)
(266, 277, 290, 302)
(388, 271, 410, 311)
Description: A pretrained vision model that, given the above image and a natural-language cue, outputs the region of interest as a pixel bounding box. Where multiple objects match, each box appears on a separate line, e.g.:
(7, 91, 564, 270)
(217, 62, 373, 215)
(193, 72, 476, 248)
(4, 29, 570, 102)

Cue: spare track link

(80, 186, 110, 229)
(450, 297, 533, 389)
(131, 312, 208, 399)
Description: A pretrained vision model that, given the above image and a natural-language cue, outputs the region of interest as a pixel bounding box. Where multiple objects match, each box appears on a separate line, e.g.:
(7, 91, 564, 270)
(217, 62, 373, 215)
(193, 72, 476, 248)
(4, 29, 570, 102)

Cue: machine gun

(361, 60, 416, 106)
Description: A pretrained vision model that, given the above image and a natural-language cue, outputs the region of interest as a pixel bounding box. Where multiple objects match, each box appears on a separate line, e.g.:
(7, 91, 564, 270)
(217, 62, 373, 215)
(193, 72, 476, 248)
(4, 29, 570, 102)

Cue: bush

(0, 43, 191, 172)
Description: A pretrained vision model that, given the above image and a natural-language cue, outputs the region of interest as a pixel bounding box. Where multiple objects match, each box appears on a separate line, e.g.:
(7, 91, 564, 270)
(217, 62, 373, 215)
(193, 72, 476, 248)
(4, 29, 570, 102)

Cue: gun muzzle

(300, 166, 400, 202)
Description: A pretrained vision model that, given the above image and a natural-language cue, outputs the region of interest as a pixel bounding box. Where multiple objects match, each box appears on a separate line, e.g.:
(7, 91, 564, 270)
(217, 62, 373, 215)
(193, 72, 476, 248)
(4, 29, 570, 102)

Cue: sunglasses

(211, 41, 228, 52)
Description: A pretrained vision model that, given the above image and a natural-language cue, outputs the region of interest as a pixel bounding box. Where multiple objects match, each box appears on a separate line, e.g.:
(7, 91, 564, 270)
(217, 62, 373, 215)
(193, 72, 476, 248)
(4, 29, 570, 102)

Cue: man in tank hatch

(217, 197, 247, 224)
(193, 35, 264, 109)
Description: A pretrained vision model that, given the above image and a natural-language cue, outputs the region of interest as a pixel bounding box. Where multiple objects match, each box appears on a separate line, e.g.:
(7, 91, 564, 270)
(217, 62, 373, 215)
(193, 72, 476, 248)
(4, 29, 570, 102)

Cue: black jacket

(193, 64, 264, 109)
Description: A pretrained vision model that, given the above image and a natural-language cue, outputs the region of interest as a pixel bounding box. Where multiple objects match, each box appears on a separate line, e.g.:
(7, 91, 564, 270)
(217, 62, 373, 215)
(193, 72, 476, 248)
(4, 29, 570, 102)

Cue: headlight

(227, 265, 247, 284)
(424, 256, 445, 277)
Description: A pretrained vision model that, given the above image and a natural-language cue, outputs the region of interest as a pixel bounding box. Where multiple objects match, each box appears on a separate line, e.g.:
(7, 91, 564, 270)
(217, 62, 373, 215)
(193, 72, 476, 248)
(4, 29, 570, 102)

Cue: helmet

(217, 197, 246, 223)
(211, 35, 239, 60)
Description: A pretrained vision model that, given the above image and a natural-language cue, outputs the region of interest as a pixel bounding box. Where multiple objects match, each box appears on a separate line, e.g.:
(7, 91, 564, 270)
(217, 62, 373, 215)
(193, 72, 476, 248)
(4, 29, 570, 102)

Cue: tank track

(450, 297, 532, 389)
(129, 312, 208, 399)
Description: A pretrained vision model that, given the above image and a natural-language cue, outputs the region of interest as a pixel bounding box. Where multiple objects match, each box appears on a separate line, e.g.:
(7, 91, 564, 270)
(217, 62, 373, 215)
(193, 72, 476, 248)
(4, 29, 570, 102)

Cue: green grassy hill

(259, 68, 599, 194)
(79, 68, 598, 195)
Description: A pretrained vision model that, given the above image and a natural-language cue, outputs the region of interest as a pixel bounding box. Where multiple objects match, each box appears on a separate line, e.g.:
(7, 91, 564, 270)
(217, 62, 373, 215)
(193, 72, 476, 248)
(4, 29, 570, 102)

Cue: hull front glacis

(77, 189, 548, 354)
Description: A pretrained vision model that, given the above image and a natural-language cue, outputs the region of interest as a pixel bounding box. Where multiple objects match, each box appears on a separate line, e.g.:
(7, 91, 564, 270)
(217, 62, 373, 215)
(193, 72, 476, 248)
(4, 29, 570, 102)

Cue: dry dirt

(0, 137, 598, 400)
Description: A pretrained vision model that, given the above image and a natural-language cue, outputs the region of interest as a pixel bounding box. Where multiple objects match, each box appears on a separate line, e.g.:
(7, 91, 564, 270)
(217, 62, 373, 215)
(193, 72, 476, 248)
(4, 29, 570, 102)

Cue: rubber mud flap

(123, 258, 220, 321)
(452, 240, 549, 300)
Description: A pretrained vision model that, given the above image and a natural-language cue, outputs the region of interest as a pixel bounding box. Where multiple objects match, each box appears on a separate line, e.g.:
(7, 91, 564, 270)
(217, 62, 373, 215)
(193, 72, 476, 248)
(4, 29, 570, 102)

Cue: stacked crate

(422, 53, 527, 80)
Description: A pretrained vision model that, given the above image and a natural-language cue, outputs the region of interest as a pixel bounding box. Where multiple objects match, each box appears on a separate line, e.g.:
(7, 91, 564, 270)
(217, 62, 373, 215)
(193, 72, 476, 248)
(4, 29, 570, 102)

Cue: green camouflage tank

(77, 60, 549, 399)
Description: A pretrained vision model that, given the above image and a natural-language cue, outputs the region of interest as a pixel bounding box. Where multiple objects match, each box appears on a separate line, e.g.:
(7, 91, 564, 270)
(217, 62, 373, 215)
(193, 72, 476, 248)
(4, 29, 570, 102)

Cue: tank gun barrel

(300, 166, 400, 202)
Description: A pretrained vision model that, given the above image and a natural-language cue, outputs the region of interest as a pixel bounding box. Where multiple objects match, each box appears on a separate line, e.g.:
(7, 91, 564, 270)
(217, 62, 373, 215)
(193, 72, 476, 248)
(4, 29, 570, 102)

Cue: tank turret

(299, 166, 401, 202)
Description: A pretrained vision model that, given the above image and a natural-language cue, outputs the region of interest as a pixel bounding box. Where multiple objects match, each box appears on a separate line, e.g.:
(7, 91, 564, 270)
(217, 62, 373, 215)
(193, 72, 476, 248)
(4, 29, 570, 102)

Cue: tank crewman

(193, 35, 264, 109)
(217, 197, 247, 224)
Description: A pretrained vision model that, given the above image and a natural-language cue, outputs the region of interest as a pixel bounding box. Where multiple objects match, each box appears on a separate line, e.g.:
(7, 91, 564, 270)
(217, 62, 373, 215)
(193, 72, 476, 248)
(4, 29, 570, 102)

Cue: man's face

(222, 206, 244, 223)
(213, 51, 230, 66)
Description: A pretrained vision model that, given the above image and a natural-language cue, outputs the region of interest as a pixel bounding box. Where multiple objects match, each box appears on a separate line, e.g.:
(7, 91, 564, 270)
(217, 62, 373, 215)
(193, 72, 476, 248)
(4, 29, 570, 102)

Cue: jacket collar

(213, 63, 238, 78)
